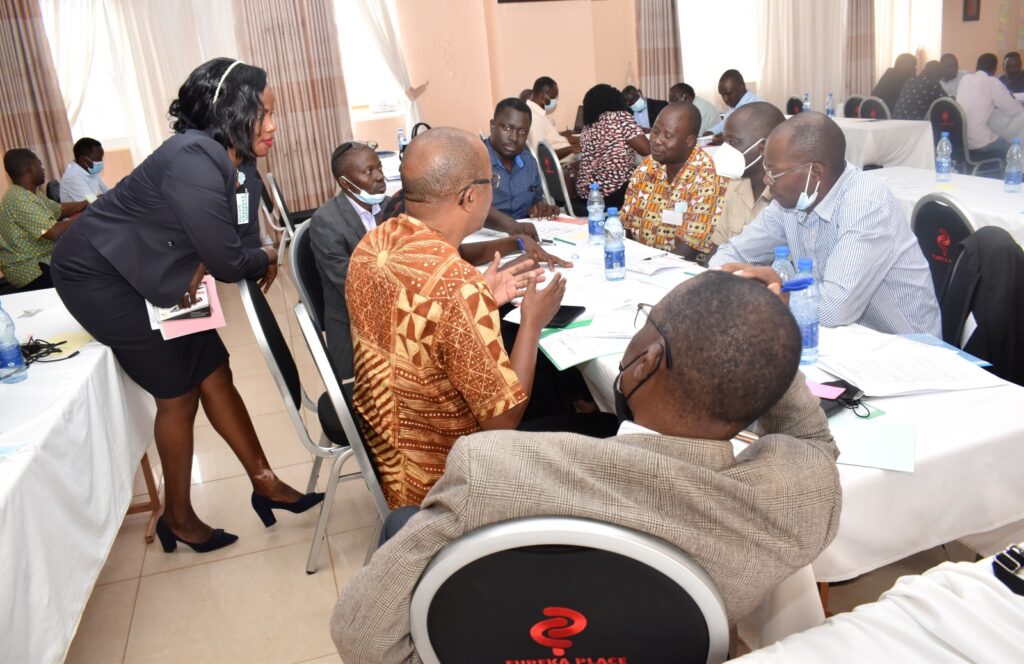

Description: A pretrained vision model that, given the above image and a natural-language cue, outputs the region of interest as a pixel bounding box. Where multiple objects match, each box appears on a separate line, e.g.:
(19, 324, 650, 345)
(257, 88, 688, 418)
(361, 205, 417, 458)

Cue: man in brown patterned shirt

(346, 128, 566, 508)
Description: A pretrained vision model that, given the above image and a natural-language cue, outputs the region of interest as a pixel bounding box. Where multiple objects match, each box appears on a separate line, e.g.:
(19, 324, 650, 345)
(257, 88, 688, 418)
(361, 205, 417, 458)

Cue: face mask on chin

(711, 138, 764, 180)
(795, 164, 820, 211)
(613, 346, 664, 423)
(341, 176, 386, 205)
(630, 97, 647, 113)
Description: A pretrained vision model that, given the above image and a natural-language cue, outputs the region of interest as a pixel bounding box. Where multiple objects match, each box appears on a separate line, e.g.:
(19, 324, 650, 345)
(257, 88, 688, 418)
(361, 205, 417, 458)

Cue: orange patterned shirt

(346, 215, 527, 507)
(620, 147, 725, 255)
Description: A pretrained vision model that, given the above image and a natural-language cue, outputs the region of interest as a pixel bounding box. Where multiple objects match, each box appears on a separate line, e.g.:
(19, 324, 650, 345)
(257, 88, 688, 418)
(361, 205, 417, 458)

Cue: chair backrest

(573, 104, 584, 132)
(843, 95, 864, 118)
(410, 517, 729, 664)
(859, 96, 891, 119)
(265, 172, 297, 235)
(237, 280, 324, 457)
(45, 180, 60, 202)
(536, 140, 576, 214)
(927, 97, 967, 164)
(525, 142, 554, 206)
(293, 302, 390, 519)
(289, 221, 326, 333)
(910, 193, 975, 303)
(411, 122, 431, 138)
(786, 97, 803, 115)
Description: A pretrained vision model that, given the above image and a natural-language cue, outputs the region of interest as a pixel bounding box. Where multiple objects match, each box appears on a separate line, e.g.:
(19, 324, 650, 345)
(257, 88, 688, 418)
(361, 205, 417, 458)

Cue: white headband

(213, 60, 245, 105)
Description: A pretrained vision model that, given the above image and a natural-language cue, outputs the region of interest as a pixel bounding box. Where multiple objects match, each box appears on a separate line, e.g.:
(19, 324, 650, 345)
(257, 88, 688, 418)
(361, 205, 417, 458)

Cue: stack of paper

(146, 276, 226, 340)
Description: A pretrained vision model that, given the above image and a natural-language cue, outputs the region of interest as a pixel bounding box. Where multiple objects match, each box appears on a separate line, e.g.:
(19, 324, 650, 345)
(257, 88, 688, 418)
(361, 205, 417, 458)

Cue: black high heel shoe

(155, 517, 238, 553)
(251, 491, 325, 527)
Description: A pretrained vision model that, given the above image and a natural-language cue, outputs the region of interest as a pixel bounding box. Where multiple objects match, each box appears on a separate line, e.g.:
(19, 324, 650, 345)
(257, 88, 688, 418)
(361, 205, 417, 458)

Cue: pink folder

(160, 276, 227, 340)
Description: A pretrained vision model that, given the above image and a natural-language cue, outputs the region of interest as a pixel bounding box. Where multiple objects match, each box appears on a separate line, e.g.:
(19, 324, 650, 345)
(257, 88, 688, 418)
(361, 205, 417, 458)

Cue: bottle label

(0, 344, 24, 369)
(798, 320, 819, 349)
(604, 247, 625, 270)
(1005, 169, 1022, 186)
(588, 217, 605, 237)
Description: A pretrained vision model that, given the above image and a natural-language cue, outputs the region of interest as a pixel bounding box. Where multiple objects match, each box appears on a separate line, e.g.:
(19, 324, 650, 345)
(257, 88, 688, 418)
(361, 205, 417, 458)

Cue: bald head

(401, 127, 489, 204)
(727, 102, 785, 141)
(770, 112, 846, 173)
(650, 102, 701, 167)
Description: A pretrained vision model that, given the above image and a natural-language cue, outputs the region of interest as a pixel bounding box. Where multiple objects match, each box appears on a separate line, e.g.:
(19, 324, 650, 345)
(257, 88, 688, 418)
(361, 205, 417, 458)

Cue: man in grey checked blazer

(331, 271, 843, 663)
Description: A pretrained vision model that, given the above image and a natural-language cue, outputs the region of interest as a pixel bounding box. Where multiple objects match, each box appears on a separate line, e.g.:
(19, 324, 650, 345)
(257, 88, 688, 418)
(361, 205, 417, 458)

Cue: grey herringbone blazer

(331, 374, 842, 663)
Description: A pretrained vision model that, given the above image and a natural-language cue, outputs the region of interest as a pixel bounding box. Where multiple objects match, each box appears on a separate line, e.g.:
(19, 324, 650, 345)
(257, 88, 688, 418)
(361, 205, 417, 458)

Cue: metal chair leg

(306, 456, 323, 493)
(306, 448, 353, 574)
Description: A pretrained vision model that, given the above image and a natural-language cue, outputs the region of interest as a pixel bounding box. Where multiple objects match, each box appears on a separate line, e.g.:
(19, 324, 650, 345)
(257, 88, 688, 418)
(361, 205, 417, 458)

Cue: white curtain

(677, 0, 764, 111)
(354, 0, 422, 126)
(874, 0, 942, 80)
(757, 0, 850, 111)
(39, 0, 97, 127)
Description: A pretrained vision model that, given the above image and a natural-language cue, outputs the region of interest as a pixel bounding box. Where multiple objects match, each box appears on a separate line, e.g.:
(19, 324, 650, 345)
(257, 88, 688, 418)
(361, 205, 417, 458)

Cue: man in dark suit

(871, 53, 918, 112)
(309, 142, 388, 379)
(623, 85, 668, 131)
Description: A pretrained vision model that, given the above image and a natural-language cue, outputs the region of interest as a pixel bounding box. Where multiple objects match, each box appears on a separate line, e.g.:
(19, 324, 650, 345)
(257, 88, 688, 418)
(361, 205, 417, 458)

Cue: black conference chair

(941, 226, 1024, 385)
(265, 172, 316, 263)
(843, 95, 864, 118)
(45, 180, 60, 202)
(910, 193, 975, 304)
(409, 517, 729, 664)
(858, 96, 891, 119)
(411, 122, 431, 138)
(237, 279, 364, 573)
(536, 140, 585, 217)
(289, 221, 326, 336)
(786, 97, 803, 115)
(927, 97, 1004, 177)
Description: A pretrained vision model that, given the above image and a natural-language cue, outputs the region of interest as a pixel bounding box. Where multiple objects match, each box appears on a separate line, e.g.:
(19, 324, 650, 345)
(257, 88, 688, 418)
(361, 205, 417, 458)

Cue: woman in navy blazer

(51, 59, 322, 553)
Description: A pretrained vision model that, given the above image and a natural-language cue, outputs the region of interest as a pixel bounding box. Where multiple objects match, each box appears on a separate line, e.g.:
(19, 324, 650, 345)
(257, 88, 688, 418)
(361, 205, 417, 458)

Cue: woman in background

(51, 58, 322, 554)
(574, 83, 650, 209)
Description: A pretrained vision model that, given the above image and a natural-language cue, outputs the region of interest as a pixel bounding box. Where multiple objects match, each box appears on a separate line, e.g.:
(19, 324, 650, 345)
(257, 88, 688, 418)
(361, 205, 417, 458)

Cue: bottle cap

(1015, 139, 1022, 144)
(798, 257, 813, 271)
(590, 182, 600, 190)
(774, 245, 790, 257)
(941, 131, 949, 137)
(606, 207, 618, 216)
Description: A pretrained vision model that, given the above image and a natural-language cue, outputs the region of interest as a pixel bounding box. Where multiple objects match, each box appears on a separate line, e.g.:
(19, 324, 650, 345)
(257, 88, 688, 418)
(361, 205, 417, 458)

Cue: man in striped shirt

(709, 112, 940, 336)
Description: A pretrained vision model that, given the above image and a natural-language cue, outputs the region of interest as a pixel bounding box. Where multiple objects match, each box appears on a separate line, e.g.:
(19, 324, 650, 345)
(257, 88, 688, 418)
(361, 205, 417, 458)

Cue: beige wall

(942, 0, 1021, 71)
(396, 0, 637, 134)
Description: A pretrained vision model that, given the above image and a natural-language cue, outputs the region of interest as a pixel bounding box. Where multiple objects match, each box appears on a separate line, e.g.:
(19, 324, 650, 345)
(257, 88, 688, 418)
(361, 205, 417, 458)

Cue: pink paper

(807, 380, 845, 400)
(160, 276, 227, 340)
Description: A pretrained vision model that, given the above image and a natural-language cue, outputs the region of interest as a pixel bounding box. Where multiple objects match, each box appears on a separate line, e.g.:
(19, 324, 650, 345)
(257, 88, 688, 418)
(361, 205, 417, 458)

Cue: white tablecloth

(0, 289, 155, 664)
(832, 118, 935, 170)
(735, 554, 1024, 662)
(867, 165, 1024, 245)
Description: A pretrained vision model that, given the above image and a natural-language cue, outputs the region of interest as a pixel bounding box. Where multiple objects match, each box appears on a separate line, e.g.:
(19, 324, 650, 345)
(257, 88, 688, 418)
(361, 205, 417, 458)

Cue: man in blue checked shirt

(710, 112, 941, 336)
(484, 98, 560, 223)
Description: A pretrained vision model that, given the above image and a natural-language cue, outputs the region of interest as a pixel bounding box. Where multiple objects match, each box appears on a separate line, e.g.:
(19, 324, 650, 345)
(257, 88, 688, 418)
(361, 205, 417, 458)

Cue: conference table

(867, 165, 1024, 245)
(831, 117, 935, 170)
(468, 220, 1024, 587)
(0, 288, 155, 664)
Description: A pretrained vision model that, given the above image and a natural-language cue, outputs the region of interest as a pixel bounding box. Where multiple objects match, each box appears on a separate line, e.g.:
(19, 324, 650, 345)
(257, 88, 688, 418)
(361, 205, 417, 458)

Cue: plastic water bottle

(0, 301, 27, 384)
(586, 182, 605, 245)
(936, 132, 953, 182)
(603, 207, 625, 281)
(771, 246, 796, 282)
(1005, 139, 1022, 193)
(802, 93, 811, 112)
(790, 258, 819, 365)
(825, 92, 835, 118)
(397, 128, 408, 160)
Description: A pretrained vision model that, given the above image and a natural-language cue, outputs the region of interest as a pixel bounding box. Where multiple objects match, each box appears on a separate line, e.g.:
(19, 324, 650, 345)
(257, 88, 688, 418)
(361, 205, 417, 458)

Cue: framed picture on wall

(964, 0, 980, 21)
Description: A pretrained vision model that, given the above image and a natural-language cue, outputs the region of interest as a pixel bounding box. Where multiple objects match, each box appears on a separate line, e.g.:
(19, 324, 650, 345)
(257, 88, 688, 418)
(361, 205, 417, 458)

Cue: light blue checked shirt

(709, 164, 941, 336)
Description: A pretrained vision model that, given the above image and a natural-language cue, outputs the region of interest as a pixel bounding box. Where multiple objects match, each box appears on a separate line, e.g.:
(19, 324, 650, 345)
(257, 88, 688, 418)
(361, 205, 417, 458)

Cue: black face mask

(613, 345, 665, 423)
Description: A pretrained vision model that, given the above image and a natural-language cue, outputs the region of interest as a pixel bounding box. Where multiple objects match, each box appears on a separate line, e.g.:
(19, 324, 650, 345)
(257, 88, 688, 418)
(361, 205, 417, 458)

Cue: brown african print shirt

(620, 149, 725, 255)
(346, 214, 527, 508)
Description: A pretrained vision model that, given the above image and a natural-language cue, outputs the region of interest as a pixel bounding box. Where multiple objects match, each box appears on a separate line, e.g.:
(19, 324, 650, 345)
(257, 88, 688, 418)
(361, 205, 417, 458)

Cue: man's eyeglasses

(457, 174, 501, 204)
(633, 303, 673, 368)
(764, 161, 813, 185)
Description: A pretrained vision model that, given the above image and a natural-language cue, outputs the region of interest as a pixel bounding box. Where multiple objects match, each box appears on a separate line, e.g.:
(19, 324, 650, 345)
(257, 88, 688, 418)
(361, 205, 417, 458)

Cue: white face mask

(545, 96, 558, 113)
(711, 138, 764, 179)
(341, 175, 386, 205)
(630, 97, 647, 113)
(795, 164, 820, 211)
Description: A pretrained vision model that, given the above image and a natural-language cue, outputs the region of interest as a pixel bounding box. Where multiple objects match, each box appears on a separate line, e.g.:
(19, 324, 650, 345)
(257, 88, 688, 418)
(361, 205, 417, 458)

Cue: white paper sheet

(829, 410, 917, 473)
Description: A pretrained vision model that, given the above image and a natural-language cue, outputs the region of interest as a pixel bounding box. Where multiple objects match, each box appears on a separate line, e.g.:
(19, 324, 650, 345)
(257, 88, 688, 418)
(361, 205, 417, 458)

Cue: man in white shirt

(525, 76, 579, 160)
(707, 69, 761, 136)
(670, 82, 720, 136)
(940, 53, 968, 97)
(957, 53, 1022, 153)
(59, 137, 110, 203)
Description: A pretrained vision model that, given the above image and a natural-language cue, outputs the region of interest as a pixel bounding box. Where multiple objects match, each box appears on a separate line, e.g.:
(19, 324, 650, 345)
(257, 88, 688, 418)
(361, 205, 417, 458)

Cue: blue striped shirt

(709, 164, 941, 336)
(485, 138, 543, 219)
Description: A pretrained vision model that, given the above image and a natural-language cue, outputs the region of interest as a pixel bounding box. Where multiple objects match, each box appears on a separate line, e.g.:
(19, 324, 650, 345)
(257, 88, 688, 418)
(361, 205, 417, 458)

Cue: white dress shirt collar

(345, 193, 380, 233)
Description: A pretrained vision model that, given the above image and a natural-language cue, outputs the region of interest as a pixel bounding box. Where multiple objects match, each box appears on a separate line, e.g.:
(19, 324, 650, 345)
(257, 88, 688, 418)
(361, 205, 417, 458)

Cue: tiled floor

(65, 266, 977, 663)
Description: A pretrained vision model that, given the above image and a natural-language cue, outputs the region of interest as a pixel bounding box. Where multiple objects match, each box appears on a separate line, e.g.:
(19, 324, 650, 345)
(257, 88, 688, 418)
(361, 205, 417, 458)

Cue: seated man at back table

(0, 149, 88, 292)
(669, 81, 720, 136)
(622, 85, 668, 130)
(710, 102, 785, 252)
(345, 127, 570, 509)
(525, 75, 579, 161)
(331, 271, 843, 663)
(871, 53, 917, 112)
(484, 97, 559, 220)
(940, 53, 968, 97)
(893, 60, 947, 120)
(1000, 51, 1024, 94)
(709, 112, 941, 336)
(620, 102, 725, 262)
(957, 52, 1023, 155)
(59, 137, 110, 203)
(707, 69, 761, 138)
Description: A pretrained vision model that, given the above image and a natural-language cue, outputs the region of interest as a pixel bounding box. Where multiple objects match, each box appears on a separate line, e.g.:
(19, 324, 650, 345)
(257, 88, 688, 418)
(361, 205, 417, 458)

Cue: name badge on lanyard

(236, 192, 250, 225)
(662, 201, 686, 227)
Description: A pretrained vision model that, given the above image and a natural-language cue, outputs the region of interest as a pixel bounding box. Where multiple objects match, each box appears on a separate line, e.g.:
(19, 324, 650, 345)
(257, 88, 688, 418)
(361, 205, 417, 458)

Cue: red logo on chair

(936, 228, 951, 257)
(868, 108, 877, 118)
(530, 607, 588, 656)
